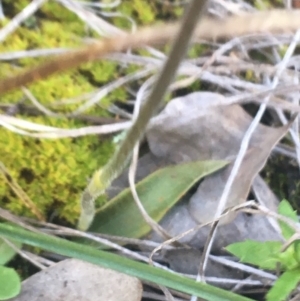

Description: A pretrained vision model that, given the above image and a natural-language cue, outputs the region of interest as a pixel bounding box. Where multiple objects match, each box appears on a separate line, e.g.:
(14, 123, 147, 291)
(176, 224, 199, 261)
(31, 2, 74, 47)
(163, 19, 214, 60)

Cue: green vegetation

(0, 1, 147, 224)
(0, 222, 254, 301)
(89, 160, 228, 240)
(226, 199, 300, 301)
(0, 236, 22, 300)
(0, 0, 187, 225)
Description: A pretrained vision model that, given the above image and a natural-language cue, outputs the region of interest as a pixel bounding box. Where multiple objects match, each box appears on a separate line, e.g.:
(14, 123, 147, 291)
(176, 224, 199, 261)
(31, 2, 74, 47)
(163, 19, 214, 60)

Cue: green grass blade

(90, 160, 228, 238)
(0, 223, 253, 301)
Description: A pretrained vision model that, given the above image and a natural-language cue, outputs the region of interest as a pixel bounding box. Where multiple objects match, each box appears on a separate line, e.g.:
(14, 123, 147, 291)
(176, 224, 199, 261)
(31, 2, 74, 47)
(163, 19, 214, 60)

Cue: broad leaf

(278, 199, 298, 240)
(147, 92, 294, 226)
(0, 266, 21, 300)
(226, 240, 282, 270)
(266, 268, 300, 301)
(0, 237, 22, 265)
(0, 223, 253, 301)
(89, 160, 228, 238)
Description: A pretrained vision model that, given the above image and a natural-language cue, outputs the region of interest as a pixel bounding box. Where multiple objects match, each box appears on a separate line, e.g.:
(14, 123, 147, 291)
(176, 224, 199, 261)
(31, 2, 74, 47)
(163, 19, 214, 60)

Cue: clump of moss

(0, 120, 114, 224)
(0, 0, 188, 225)
(0, 1, 122, 224)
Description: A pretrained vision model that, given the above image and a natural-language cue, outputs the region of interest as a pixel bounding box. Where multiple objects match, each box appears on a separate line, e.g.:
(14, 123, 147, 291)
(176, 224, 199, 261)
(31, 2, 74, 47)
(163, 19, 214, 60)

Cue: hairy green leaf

(89, 160, 228, 238)
(226, 240, 282, 270)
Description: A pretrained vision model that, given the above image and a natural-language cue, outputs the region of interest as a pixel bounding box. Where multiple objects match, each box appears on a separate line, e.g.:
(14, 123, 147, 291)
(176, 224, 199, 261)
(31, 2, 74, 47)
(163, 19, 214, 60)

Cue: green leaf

(266, 269, 300, 301)
(90, 160, 228, 238)
(278, 199, 298, 240)
(0, 237, 22, 265)
(293, 240, 300, 264)
(226, 240, 282, 270)
(0, 266, 21, 300)
(0, 223, 253, 301)
(276, 244, 299, 270)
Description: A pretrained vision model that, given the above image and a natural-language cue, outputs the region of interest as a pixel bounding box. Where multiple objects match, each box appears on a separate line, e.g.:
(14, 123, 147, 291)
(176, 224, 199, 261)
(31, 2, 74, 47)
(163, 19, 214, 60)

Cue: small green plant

(226, 199, 300, 301)
(0, 235, 22, 300)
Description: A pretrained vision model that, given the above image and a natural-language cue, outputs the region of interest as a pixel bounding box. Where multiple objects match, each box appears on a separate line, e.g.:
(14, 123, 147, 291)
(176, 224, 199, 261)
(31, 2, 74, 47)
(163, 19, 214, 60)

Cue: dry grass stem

(1, 10, 300, 95)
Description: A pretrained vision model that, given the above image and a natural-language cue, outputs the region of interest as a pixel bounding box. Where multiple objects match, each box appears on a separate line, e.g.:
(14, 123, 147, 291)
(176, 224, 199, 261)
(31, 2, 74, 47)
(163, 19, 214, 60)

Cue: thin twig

(0, 162, 45, 221)
(2, 237, 47, 270)
(200, 25, 300, 283)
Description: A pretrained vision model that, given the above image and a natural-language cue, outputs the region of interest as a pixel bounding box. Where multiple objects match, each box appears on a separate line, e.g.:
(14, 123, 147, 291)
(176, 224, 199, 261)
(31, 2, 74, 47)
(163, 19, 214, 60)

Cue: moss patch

(0, 1, 121, 225)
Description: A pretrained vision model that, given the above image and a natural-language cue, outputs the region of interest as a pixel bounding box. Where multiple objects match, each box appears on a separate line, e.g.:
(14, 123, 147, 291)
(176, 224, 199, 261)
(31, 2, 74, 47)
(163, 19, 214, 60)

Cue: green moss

(111, 0, 157, 29)
(131, 0, 156, 24)
(0, 0, 189, 225)
(0, 116, 115, 224)
(0, 1, 121, 225)
(40, 2, 83, 22)
(80, 61, 118, 85)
